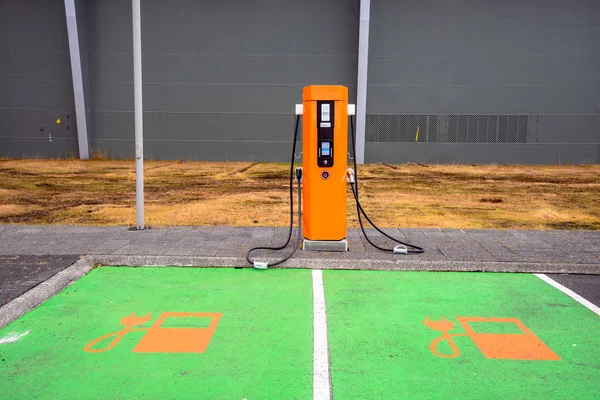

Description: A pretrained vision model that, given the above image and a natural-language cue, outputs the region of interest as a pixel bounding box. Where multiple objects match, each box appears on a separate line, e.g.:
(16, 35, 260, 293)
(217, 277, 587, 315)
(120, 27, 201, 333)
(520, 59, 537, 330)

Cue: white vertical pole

(356, 0, 371, 164)
(64, 0, 89, 160)
(132, 0, 144, 229)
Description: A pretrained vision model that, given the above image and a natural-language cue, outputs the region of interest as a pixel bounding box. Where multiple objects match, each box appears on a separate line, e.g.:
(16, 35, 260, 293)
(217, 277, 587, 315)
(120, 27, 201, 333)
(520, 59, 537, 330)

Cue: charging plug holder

(253, 261, 269, 270)
(393, 245, 408, 255)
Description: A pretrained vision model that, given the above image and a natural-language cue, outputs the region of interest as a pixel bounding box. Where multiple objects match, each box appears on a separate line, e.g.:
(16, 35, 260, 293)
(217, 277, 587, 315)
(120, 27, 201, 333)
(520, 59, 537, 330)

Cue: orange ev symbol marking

(84, 312, 222, 353)
(424, 316, 560, 360)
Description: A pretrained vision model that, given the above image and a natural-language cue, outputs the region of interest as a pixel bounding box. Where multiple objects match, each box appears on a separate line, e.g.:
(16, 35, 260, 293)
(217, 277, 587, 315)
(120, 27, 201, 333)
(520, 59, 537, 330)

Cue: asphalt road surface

(0, 255, 79, 306)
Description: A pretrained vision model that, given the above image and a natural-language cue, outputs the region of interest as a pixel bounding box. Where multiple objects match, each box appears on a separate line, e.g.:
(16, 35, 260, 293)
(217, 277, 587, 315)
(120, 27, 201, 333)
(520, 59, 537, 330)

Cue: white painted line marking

(0, 330, 30, 345)
(535, 274, 600, 317)
(312, 269, 332, 400)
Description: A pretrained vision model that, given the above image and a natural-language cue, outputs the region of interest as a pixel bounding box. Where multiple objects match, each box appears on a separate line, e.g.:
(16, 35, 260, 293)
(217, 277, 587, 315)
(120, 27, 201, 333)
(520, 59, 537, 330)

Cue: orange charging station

(246, 84, 420, 267)
(297, 85, 354, 252)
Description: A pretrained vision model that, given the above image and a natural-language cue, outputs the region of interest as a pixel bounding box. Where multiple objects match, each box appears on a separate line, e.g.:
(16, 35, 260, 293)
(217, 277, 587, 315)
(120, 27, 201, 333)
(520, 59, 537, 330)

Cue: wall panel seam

(86, 52, 358, 57)
(370, 23, 600, 28)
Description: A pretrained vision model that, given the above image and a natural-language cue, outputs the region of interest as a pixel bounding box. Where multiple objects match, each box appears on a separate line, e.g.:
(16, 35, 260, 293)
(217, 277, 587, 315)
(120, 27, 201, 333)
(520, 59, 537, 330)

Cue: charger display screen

(317, 100, 334, 168)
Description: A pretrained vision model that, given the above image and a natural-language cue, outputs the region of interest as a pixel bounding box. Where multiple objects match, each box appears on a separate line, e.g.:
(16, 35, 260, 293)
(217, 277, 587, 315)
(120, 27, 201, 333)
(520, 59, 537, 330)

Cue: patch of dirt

(546, 221, 600, 230)
(480, 198, 504, 203)
(231, 162, 259, 175)
(249, 171, 288, 180)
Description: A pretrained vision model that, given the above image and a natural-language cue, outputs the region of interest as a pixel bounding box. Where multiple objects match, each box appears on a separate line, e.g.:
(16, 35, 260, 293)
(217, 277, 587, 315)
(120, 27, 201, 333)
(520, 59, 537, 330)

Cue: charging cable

(348, 117, 424, 254)
(245, 116, 303, 268)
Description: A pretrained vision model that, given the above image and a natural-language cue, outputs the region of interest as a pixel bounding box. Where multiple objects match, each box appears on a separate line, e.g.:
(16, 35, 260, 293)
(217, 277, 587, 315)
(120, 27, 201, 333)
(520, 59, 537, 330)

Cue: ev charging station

(299, 86, 351, 252)
(246, 85, 423, 269)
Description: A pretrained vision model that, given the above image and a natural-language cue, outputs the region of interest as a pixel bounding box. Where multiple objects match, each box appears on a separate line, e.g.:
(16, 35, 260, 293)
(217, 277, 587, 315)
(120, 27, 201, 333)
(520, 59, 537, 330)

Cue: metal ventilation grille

(366, 115, 535, 143)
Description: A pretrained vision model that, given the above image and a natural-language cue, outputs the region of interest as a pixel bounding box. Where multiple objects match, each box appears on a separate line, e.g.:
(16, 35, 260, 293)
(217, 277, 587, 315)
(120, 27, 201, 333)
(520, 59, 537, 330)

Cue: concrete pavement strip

(1, 252, 599, 329)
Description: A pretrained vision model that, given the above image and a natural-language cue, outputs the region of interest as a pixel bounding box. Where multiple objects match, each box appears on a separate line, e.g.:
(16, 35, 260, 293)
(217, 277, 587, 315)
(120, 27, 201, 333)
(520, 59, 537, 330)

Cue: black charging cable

(245, 116, 303, 267)
(349, 116, 424, 254)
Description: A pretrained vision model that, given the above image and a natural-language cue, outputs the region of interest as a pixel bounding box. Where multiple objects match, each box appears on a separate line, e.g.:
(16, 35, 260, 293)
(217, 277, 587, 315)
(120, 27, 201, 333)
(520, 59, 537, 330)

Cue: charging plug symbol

(424, 316, 464, 358)
(424, 316, 561, 360)
(84, 312, 222, 354)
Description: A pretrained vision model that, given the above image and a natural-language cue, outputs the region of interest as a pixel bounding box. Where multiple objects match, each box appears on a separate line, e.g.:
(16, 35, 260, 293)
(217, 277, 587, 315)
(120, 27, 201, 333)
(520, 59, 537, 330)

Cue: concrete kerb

(1, 254, 599, 329)
(94, 255, 600, 274)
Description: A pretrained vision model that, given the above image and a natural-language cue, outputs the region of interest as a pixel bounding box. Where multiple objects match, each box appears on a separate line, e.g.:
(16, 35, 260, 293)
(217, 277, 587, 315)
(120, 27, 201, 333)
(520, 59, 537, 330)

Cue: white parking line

(312, 269, 332, 400)
(535, 274, 600, 316)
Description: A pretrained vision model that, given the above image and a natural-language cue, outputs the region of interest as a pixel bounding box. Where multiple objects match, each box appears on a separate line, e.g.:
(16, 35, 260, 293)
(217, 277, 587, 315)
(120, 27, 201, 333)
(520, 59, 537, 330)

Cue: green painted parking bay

(0, 268, 314, 399)
(1, 268, 599, 399)
(324, 271, 600, 399)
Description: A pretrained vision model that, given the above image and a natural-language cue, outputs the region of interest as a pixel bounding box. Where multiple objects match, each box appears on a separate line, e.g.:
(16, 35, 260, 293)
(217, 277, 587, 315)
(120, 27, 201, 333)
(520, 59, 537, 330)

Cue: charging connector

(346, 168, 355, 183)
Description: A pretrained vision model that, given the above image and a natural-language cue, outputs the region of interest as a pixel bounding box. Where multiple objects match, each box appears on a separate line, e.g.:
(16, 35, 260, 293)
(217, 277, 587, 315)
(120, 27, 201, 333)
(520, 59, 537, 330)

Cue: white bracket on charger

(296, 104, 354, 116)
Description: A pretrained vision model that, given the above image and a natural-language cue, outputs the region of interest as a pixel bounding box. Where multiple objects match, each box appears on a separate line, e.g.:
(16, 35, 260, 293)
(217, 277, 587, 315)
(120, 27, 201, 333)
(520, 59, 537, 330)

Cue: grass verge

(0, 159, 598, 230)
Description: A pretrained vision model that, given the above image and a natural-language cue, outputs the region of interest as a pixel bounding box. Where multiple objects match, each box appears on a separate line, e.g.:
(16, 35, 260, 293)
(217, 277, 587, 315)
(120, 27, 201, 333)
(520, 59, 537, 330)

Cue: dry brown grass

(0, 159, 599, 230)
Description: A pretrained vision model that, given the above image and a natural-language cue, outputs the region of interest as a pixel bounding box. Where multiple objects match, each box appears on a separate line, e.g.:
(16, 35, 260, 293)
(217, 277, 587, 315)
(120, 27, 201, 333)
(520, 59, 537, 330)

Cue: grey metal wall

(0, 0, 79, 158)
(366, 0, 600, 164)
(87, 0, 358, 160)
(2, 1, 599, 164)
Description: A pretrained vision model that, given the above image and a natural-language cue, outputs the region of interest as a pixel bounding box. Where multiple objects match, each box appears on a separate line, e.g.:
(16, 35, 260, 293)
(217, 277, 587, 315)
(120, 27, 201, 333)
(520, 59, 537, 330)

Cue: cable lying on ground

(245, 116, 303, 268)
(349, 116, 424, 255)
